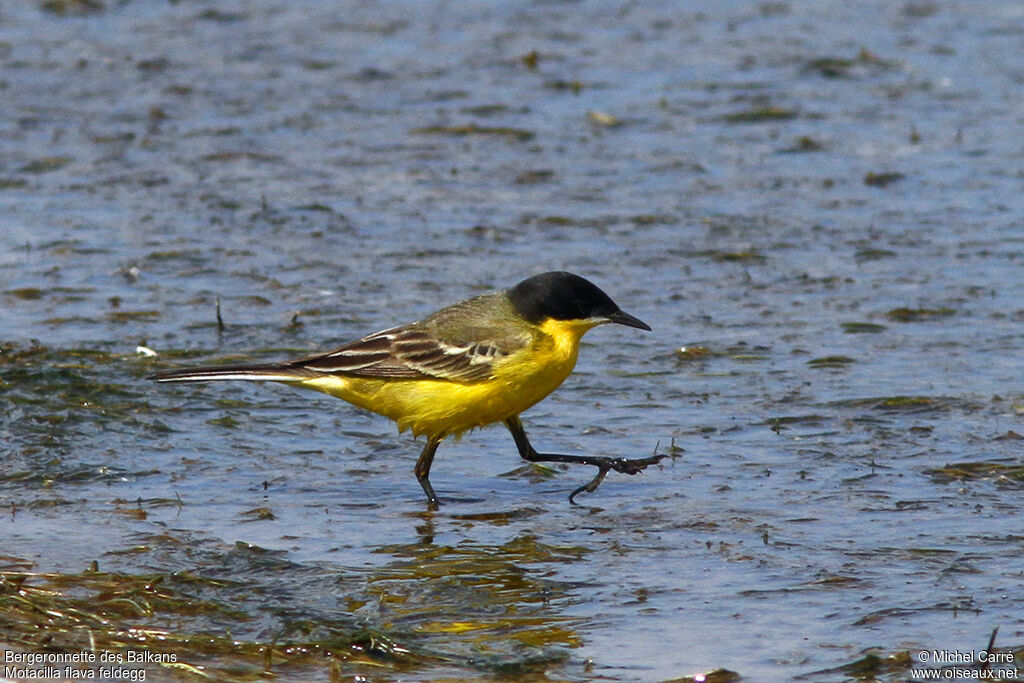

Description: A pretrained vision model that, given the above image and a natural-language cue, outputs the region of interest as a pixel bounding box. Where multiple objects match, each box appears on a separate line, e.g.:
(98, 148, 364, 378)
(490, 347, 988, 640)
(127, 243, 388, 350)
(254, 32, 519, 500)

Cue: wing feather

(286, 324, 525, 382)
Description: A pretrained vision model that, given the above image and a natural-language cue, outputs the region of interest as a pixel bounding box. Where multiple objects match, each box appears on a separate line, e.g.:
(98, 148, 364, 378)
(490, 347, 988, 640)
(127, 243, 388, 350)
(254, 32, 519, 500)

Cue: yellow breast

(295, 317, 598, 438)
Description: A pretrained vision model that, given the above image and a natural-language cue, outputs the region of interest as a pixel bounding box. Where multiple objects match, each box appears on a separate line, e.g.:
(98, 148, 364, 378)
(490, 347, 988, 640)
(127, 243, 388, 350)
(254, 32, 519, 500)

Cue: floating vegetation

(239, 507, 276, 521)
(723, 107, 798, 123)
(291, 202, 336, 213)
(707, 249, 767, 262)
(631, 213, 676, 226)
(411, 124, 535, 142)
(886, 306, 955, 322)
(4, 287, 45, 300)
(864, 171, 906, 187)
(206, 414, 242, 429)
(827, 395, 966, 413)
(520, 49, 539, 70)
(144, 248, 207, 263)
(514, 169, 555, 184)
(718, 249, 765, 262)
(460, 103, 515, 117)
(0, 463, 154, 488)
(730, 353, 769, 363)
(841, 321, 888, 334)
(544, 79, 585, 93)
(0, 530, 588, 681)
(675, 345, 712, 361)
(662, 668, 742, 683)
(107, 310, 161, 323)
(19, 156, 73, 173)
(923, 460, 1024, 484)
(586, 110, 623, 127)
(39, 0, 104, 15)
(803, 56, 860, 79)
(765, 415, 828, 433)
(806, 356, 856, 368)
(0, 566, 434, 682)
(872, 395, 938, 410)
(779, 135, 824, 153)
(200, 151, 281, 163)
(764, 414, 828, 426)
(801, 48, 896, 79)
(854, 248, 897, 262)
(800, 651, 914, 680)
(800, 636, 1023, 682)
(137, 57, 171, 72)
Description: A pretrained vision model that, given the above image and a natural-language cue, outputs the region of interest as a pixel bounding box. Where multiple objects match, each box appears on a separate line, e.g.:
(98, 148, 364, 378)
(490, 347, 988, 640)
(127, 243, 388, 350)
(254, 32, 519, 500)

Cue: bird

(148, 271, 663, 506)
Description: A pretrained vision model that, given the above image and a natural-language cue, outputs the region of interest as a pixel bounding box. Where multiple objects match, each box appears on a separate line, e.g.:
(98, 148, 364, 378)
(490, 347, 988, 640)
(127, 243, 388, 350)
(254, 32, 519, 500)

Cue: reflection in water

(368, 534, 588, 664)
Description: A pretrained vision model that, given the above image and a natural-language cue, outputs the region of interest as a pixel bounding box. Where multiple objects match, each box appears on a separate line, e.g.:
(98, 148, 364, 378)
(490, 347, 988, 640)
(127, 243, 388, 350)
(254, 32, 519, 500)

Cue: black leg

(415, 435, 444, 508)
(504, 415, 664, 503)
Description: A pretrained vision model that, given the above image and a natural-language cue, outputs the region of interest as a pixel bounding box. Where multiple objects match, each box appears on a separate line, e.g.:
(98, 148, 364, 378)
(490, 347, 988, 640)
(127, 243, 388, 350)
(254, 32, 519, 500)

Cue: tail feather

(148, 362, 317, 383)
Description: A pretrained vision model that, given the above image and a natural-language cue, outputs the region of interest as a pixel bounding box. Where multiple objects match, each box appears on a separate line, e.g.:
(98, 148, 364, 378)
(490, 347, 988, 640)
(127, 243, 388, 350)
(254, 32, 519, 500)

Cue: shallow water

(3, 1, 1024, 681)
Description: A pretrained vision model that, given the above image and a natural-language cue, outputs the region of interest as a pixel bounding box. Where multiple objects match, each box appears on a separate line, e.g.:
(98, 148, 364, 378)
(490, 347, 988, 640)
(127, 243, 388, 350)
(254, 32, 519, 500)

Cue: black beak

(608, 309, 651, 331)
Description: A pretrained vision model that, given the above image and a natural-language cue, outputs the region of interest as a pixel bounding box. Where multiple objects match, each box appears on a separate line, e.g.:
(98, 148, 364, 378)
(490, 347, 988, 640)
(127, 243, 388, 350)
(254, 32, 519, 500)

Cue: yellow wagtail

(148, 271, 663, 506)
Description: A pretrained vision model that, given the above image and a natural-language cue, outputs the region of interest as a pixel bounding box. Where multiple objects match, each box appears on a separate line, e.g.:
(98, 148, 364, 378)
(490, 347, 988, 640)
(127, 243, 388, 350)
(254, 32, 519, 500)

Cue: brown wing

(285, 324, 517, 383)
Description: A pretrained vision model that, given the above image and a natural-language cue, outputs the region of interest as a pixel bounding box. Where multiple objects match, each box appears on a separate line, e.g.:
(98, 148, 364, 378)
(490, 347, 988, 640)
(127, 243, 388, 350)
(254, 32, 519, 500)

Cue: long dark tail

(148, 362, 316, 384)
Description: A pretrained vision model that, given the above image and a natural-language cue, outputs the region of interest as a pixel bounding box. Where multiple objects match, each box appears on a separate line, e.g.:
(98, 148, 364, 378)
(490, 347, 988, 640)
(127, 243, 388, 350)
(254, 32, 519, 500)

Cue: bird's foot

(568, 454, 666, 504)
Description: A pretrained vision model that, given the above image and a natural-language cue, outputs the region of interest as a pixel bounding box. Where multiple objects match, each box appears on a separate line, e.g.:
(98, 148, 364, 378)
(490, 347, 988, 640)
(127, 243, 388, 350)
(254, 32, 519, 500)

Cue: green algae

(723, 107, 798, 123)
(411, 124, 536, 142)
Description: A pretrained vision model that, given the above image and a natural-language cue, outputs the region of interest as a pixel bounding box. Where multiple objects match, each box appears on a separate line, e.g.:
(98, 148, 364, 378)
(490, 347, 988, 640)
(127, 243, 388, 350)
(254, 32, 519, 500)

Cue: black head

(508, 271, 651, 330)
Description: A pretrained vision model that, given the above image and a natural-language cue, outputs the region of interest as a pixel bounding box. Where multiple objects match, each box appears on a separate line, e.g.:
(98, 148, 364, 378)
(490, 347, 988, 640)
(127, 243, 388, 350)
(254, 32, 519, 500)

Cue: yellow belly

(293, 318, 590, 438)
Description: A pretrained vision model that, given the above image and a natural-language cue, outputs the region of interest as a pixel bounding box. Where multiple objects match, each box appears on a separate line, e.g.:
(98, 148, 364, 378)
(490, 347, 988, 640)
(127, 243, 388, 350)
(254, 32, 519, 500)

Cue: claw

(610, 454, 666, 476)
(568, 454, 666, 504)
(569, 465, 611, 504)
